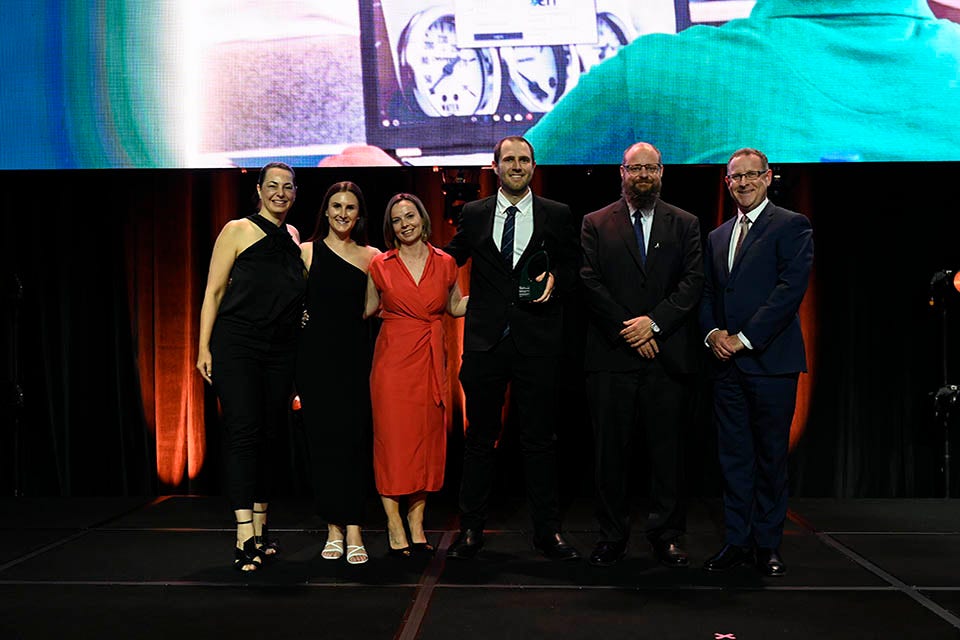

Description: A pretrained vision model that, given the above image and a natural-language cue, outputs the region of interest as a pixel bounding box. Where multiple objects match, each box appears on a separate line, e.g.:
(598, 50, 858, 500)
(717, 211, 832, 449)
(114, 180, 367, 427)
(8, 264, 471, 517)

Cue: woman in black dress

(296, 182, 380, 565)
(197, 162, 306, 571)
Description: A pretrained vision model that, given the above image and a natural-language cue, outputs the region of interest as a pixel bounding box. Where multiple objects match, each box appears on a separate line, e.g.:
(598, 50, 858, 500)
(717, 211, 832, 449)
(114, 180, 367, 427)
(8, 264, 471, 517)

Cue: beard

(623, 177, 660, 210)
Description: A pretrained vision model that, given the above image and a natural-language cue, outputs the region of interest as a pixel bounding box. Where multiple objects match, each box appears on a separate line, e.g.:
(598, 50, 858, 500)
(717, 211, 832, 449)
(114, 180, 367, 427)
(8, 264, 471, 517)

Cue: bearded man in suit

(580, 142, 704, 567)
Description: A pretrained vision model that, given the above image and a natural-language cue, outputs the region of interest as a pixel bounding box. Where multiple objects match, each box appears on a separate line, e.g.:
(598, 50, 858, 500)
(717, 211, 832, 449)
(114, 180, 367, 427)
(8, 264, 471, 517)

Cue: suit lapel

(613, 199, 646, 274)
(730, 202, 773, 276)
(645, 201, 672, 274)
(477, 195, 517, 276)
(514, 195, 547, 273)
(716, 217, 735, 279)
(478, 196, 496, 246)
(477, 196, 500, 259)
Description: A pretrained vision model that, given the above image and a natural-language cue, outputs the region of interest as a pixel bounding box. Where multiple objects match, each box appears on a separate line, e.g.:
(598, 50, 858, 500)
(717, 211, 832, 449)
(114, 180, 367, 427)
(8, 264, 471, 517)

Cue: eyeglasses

(622, 163, 662, 175)
(726, 170, 767, 183)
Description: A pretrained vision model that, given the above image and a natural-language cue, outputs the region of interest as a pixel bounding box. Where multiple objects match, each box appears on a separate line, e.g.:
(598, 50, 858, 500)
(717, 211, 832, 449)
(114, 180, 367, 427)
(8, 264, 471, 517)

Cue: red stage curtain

(124, 171, 244, 490)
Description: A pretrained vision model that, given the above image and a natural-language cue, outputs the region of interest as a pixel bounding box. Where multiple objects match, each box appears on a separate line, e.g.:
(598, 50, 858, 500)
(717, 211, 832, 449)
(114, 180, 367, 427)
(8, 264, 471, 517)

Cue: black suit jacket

(580, 198, 704, 374)
(445, 193, 578, 356)
(699, 201, 813, 376)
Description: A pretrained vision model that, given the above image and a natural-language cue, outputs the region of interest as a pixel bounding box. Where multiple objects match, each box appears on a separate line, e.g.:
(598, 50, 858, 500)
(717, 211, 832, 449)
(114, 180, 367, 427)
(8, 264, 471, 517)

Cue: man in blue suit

(699, 148, 814, 576)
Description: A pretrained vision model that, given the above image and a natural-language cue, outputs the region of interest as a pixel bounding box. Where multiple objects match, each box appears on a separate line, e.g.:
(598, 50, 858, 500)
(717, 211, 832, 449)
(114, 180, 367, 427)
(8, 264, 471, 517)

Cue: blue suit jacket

(699, 202, 813, 376)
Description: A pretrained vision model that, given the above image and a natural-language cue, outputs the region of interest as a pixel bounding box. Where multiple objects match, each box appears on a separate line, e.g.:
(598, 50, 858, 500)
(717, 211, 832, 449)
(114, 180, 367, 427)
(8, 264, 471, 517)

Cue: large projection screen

(2, 0, 958, 168)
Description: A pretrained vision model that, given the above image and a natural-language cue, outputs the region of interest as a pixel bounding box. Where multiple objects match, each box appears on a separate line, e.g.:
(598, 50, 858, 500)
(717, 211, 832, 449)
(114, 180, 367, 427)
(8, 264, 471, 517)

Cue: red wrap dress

(369, 245, 458, 496)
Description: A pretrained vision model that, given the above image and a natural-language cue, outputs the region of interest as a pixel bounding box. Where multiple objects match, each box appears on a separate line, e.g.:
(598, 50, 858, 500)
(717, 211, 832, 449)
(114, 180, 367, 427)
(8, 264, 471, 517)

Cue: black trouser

(587, 362, 690, 544)
(211, 322, 296, 511)
(458, 337, 561, 539)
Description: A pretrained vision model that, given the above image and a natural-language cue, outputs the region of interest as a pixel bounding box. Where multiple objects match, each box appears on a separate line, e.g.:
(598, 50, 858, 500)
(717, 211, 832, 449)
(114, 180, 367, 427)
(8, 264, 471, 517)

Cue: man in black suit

(700, 148, 814, 577)
(444, 136, 580, 560)
(580, 142, 704, 567)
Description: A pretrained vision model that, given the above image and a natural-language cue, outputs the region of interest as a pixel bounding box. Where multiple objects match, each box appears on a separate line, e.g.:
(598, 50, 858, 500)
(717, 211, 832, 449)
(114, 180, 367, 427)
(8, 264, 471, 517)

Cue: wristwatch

(650, 319, 661, 334)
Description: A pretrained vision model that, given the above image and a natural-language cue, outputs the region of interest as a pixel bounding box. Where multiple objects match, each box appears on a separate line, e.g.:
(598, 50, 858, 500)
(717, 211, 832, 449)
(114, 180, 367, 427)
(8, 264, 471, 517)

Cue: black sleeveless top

(298, 239, 371, 364)
(215, 214, 306, 336)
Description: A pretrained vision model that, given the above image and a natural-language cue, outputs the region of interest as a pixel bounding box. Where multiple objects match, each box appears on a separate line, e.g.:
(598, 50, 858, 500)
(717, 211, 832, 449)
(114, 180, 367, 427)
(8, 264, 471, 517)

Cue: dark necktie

(733, 215, 751, 259)
(501, 205, 517, 267)
(633, 211, 647, 265)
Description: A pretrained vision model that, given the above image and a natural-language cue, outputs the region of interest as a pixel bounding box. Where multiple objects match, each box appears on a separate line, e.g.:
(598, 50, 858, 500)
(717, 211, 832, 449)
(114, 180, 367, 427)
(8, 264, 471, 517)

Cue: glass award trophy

(517, 250, 550, 301)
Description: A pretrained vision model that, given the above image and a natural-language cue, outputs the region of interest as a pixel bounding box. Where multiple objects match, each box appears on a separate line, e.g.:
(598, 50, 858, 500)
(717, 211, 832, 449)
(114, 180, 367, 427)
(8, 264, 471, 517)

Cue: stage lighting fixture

(929, 268, 959, 497)
(928, 269, 960, 307)
(441, 169, 480, 224)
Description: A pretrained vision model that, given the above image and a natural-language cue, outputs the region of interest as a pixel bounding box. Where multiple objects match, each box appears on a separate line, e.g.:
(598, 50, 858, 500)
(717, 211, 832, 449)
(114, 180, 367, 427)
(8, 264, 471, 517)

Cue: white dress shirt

(492, 189, 534, 267)
(727, 199, 766, 272)
(706, 198, 769, 350)
(627, 203, 654, 255)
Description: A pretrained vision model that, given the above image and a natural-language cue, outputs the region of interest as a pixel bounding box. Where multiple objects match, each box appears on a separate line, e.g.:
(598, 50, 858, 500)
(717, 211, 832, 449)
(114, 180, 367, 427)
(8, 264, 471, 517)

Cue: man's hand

(707, 330, 745, 361)
(637, 338, 659, 359)
(620, 315, 655, 348)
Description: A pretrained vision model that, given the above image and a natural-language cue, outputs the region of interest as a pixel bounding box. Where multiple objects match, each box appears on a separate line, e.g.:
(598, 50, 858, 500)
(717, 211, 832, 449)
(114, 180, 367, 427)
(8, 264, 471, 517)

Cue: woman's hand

(197, 347, 213, 384)
(530, 271, 555, 303)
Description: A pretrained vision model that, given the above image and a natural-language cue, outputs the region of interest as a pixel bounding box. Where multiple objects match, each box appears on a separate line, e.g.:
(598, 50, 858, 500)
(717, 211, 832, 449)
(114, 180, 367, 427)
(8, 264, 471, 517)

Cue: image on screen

(1, 0, 958, 168)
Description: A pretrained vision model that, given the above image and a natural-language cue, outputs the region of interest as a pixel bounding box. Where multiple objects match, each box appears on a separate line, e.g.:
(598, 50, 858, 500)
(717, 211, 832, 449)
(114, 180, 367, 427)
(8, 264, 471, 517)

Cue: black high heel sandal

(411, 542, 435, 555)
(234, 520, 262, 572)
(253, 509, 280, 557)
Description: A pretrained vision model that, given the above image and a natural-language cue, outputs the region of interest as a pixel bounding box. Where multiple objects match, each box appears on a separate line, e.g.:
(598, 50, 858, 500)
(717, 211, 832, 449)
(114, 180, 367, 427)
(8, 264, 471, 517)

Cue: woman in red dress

(365, 193, 467, 556)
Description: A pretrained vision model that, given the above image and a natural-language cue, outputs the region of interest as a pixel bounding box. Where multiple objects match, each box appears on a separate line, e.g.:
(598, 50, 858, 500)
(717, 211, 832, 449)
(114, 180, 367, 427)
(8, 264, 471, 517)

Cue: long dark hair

(310, 181, 368, 245)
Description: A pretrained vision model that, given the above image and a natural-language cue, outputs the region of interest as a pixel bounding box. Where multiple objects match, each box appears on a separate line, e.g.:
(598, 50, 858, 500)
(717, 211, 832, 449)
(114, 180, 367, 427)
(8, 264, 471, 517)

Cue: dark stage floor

(2, 495, 959, 639)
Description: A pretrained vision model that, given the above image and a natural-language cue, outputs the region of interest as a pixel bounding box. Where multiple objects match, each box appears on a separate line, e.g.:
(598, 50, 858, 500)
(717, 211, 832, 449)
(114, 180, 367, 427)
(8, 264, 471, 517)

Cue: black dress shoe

(447, 529, 484, 560)
(589, 541, 627, 567)
(702, 544, 753, 572)
(756, 547, 787, 576)
(533, 533, 581, 561)
(650, 538, 689, 568)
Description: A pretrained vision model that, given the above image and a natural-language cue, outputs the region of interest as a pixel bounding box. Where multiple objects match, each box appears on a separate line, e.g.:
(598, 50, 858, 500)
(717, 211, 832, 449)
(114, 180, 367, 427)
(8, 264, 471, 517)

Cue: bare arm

(446, 281, 468, 317)
(197, 221, 243, 384)
(300, 241, 314, 272)
(363, 272, 381, 319)
(363, 245, 382, 272)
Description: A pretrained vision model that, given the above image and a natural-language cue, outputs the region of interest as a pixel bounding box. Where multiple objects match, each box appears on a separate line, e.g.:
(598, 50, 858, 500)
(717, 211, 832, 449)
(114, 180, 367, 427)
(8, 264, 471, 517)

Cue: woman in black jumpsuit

(197, 162, 306, 571)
